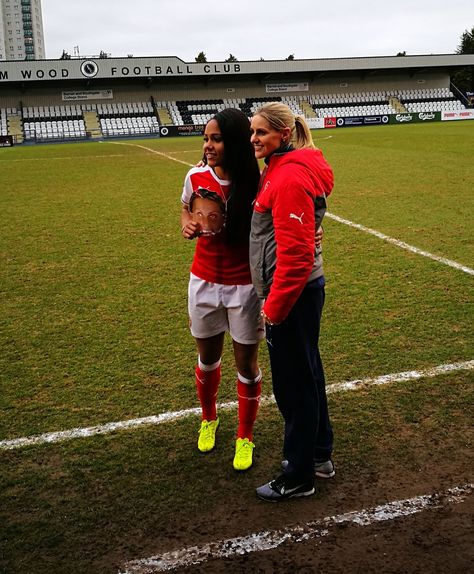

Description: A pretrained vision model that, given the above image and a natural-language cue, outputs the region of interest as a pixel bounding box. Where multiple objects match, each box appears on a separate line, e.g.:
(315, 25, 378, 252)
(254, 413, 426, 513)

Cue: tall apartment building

(0, 0, 45, 60)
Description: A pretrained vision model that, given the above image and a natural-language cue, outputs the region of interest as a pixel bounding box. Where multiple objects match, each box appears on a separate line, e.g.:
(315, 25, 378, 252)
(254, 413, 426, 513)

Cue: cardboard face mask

(189, 190, 226, 236)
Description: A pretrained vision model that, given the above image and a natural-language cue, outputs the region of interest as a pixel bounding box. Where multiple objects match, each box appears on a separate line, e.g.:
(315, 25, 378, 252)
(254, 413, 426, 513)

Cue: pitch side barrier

(321, 110, 474, 129)
(0, 135, 14, 147)
(158, 111, 474, 138)
(159, 125, 205, 137)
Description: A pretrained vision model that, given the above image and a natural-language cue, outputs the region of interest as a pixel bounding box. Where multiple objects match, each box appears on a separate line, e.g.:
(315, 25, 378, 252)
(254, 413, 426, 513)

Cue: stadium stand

(23, 118, 86, 141)
(174, 98, 226, 126)
(282, 96, 305, 116)
(22, 104, 87, 141)
(168, 97, 281, 126)
(100, 115, 159, 137)
(159, 89, 467, 126)
(308, 90, 398, 118)
(1, 86, 469, 142)
(307, 87, 466, 118)
(0, 108, 7, 135)
(96, 100, 160, 137)
(16, 100, 162, 140)
(23, 104, 84, 120)
(239, 96, 282, 117)
(0, 51, 471, 144)
(97, 101, 154, 117)
(399, 87, 466, 113)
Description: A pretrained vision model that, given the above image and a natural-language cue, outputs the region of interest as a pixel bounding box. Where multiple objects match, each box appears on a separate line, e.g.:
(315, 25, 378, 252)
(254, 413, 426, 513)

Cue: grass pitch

(0, 121, 473, 573)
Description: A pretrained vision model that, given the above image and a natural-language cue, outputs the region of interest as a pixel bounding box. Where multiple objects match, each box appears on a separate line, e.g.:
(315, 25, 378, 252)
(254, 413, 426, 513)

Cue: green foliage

(195, 51, 207, 63)
(456, 26, 474, 54)
(453, 26, 474, 93)
(225, 53, 238, 62)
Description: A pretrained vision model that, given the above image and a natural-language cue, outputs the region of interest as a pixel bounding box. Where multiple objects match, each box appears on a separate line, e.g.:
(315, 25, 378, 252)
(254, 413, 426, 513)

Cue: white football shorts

(188, 273, 265, 344)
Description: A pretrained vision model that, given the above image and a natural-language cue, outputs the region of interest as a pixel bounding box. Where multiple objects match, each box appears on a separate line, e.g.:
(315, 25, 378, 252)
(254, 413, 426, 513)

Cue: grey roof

(1, 53, 472, 83)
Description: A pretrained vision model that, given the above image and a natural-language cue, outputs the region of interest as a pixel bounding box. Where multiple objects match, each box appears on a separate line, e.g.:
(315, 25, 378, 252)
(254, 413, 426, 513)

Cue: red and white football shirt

(182, 166, 251, 285)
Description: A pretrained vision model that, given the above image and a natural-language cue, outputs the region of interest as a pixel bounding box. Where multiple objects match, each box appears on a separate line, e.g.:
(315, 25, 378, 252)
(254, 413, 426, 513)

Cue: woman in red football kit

(181, 108, 263, 471)
(249, 102, 335, 501)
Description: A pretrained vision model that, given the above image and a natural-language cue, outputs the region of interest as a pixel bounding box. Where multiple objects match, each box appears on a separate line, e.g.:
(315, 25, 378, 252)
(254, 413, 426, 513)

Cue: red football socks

(195, 360, 221, 421)
(237, 371, 262, 441)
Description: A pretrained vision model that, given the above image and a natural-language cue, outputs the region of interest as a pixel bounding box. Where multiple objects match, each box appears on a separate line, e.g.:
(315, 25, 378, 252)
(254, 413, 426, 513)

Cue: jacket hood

(270, 147, 334, 197)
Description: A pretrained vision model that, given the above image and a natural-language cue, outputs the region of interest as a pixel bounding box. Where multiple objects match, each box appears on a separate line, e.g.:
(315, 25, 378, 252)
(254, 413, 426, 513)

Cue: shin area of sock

(237, 375, 261, 440)
(195, 363, 221, 421)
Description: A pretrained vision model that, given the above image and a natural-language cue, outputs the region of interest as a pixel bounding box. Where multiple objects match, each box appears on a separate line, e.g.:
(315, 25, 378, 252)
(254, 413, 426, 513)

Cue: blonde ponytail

(294, 115, 315, 149)
(253, 102, 315, 150)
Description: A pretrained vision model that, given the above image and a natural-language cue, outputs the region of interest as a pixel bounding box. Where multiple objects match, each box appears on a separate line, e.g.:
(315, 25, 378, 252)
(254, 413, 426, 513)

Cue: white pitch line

(1, 359, 472, 451)
(119, 483, 473, 573)
(107, 141, 192, 166)
(163, 149, 202, 154)
(0, 154, 129, 162)
(326, 212, 474, 276)
(326, 359, 474, 393)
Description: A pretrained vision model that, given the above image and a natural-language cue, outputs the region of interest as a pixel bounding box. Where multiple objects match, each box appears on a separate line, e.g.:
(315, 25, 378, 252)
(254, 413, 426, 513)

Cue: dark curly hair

(189, 188, 226, 213)
(209, 108, 260, 245)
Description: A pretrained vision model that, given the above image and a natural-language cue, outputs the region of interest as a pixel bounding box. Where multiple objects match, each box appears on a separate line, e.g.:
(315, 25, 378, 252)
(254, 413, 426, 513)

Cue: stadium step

(157, 107, 173, 125)
(7, 113, 24, 144)
(83, 111, 103, 139)
(301, 101, 317, 118)
(389, 96, 406, 113)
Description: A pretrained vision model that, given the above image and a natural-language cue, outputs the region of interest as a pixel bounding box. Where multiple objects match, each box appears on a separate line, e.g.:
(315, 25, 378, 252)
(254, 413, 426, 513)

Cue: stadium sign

(109, 63, 242, 77)
(336, 115, 389, 127)
(159, 125, 205, 137)
(418, 112, 437, 121)
(305, 117, 325, 129)
(441, 110, 474, 121)
(0, 135, 13, 147)
(266, 82, 309, 93)
(393, 113, 414, 123)
(324, 117, 337, 128)
(390, 112, 441, 124)
(0, 67, 70, 80)
(0, 57, 244, 83)
(62, 90, 113, 101)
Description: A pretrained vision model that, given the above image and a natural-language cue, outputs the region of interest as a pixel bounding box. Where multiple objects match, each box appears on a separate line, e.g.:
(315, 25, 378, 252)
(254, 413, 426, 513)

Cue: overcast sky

(41, 0, 473, 61)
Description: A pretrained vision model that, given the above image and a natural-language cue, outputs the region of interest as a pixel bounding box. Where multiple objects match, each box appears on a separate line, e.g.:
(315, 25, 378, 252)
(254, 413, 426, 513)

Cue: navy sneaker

(256, 474, 315, 502)
(281, 459, 335, 479)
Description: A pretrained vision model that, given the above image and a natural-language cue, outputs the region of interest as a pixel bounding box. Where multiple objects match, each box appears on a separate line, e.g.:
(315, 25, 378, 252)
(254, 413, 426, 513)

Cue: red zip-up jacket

(249, 147, 334, 324)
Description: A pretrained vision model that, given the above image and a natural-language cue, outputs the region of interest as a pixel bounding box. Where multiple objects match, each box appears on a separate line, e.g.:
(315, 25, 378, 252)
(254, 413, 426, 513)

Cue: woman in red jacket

(249, 102, 335, 501)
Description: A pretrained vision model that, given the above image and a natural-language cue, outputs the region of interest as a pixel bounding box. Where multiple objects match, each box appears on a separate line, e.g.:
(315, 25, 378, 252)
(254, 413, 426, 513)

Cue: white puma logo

(289, 212, 304, 224)
(196, 374, 206, 385)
